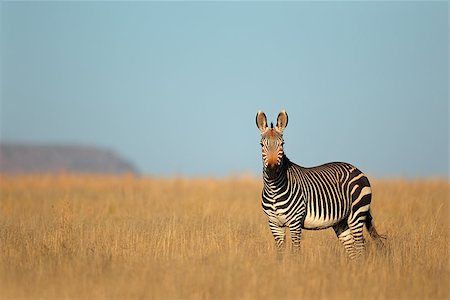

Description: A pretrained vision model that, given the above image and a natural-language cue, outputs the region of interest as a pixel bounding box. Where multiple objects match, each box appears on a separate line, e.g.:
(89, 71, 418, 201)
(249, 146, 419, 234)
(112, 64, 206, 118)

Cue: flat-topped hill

(0, 144, 139, 175)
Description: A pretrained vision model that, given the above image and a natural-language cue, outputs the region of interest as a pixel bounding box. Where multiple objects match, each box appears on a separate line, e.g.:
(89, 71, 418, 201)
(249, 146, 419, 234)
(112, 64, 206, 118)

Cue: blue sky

(1, 2, 448, 178)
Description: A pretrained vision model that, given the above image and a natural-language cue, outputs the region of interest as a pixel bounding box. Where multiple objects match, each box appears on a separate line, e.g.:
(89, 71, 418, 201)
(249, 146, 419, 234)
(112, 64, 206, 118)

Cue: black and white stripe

(256, 110, 384, 259)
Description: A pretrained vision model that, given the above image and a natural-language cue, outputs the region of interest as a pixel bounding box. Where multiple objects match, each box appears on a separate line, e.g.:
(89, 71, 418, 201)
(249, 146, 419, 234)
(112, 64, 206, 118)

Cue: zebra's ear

(276, 110, 288, 133)
(256, 111, 268, 133)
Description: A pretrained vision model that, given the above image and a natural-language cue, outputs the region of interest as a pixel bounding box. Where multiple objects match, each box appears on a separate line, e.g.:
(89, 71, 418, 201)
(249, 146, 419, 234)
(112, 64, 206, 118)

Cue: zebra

(256, 110, 384, 259)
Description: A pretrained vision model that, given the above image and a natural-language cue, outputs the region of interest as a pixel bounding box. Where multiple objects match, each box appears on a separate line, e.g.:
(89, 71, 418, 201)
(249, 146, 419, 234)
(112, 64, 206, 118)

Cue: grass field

(0, 175, 448, 299)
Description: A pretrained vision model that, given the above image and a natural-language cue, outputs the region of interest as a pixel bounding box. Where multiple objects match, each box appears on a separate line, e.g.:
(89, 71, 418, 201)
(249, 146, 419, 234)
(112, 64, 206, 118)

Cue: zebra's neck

(263, 154, 291, 183)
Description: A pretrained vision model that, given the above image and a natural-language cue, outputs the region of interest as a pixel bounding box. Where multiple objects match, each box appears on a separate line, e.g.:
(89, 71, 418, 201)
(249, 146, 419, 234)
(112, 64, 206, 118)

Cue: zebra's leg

(348, 215, 367, 259)
(268, 220, 286, 253)
(347, 177, 372, 259)
(333, 220, 356, 258)
(289, 218, 303, 254)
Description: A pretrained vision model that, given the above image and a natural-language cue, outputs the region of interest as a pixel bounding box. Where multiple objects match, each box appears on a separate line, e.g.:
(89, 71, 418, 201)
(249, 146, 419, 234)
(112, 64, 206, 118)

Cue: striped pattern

(257, 110, 384, 259)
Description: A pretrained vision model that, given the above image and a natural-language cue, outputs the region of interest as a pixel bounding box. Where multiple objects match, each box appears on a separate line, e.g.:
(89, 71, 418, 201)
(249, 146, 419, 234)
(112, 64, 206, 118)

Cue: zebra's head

(256, 110, 288, 169)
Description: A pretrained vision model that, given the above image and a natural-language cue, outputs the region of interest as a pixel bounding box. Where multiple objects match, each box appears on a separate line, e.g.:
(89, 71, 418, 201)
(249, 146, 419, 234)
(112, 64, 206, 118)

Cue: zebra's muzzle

(265, 152, 281, 168)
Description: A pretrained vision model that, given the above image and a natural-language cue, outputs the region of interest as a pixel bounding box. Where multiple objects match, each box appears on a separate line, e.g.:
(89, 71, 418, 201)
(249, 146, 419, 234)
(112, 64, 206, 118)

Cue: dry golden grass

(0, 174, 448, 299)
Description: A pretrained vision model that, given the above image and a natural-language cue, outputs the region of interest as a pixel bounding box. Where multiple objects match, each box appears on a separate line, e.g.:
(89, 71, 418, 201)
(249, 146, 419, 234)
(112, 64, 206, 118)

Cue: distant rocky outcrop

(0, 144, 139, 175)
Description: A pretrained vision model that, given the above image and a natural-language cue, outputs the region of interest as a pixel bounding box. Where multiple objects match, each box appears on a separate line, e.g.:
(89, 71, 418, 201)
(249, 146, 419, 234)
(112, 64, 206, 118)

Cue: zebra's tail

(365, 209, 386, 248)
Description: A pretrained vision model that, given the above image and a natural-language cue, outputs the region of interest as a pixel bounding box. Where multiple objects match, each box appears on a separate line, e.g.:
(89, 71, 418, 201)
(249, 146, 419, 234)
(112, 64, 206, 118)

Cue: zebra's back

(290, 162, 371, 230)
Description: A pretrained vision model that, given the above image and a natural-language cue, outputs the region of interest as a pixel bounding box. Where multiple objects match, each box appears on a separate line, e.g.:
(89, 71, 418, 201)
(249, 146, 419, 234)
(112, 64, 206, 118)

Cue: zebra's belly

(302, 194, 349, 230)
(302, 213, 340, 230)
